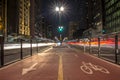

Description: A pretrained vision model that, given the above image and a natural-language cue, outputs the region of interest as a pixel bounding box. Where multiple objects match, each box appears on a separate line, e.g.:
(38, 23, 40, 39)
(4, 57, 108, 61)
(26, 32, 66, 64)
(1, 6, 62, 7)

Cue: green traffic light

(102, 29, 105, 34)
(58, 26, 64, 32)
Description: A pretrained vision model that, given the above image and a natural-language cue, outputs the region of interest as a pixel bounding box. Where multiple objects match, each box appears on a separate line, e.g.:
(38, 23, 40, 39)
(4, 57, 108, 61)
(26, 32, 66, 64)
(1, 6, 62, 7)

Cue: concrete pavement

(0, 45, 120, 80)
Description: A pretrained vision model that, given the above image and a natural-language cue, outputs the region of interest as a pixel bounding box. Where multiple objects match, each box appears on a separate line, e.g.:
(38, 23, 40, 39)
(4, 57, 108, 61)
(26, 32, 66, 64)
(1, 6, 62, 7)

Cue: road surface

(0, 45, 120, 80)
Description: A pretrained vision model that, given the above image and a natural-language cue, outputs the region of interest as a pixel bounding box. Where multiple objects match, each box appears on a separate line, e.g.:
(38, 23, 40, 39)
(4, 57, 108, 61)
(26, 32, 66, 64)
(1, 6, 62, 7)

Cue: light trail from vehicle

(4, 43, 55, 50)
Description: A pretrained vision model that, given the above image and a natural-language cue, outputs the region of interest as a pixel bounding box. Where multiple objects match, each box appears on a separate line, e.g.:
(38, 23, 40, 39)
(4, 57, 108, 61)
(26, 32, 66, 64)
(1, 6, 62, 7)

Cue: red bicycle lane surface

(62, 48, 120, 80)
(0, 46, 120, 80)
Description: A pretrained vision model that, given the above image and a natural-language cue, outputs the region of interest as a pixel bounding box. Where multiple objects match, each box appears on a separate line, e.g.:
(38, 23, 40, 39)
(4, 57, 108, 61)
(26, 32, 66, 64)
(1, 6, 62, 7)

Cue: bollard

(30, 39, 32, 56)
(36, 40, 38, 53)
(89, 38, 91, 53)
(20, 39, 23, 59)
(98, 37, 101, 57)
(0, 36, 4, 67)
(83, 40, 86, 53)
(115, 34, 118, 64)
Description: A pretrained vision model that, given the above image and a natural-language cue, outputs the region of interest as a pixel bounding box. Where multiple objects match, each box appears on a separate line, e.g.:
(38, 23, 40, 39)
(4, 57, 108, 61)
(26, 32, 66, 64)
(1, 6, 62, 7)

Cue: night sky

(40, 0, 87, 37)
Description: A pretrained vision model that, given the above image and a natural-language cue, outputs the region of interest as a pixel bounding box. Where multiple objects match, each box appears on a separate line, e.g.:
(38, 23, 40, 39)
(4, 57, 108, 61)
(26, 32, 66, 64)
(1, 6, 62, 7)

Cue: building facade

(0, 0, 4, 35)
(0, 0, 32, 41)
(68, 21, 80, 39)
(35, 16, 53, 39)
(46, 25, 53, 39)
(30, 0, 35, 38)
(18, 0, 30, 37)
(35, 0, 53, 39)
(103, 0, 120, 33)
(0, 0, 7, 37)
(34, 0, 43, 38)
(84, 0, 103, 38)
(7, 0, 19, 37)
(73, 0, 88, 29)
(92, 0, 103, 35)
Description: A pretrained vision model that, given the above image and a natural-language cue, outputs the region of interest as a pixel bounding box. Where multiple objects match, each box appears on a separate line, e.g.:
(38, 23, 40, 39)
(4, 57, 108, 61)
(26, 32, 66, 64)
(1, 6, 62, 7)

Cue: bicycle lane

(0, 48, 59, 80)
(62, 48, 120, 80)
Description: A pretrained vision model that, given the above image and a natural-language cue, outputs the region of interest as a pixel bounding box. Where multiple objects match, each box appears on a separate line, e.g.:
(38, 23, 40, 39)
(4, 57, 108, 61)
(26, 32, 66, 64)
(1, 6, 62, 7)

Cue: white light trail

(4, 43, 55, 50)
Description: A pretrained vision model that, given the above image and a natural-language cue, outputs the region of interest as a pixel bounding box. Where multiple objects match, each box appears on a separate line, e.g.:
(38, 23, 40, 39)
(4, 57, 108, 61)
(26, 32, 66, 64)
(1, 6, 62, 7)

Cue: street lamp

(55, 6, 64, 25)
(55, 6, 64, 12)
(55, 6, 64, 42)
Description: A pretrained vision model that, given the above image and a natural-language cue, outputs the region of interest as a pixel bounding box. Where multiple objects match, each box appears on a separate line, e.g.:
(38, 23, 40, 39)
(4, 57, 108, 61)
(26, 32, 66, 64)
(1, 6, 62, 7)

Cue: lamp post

(55, 6, 64, 42)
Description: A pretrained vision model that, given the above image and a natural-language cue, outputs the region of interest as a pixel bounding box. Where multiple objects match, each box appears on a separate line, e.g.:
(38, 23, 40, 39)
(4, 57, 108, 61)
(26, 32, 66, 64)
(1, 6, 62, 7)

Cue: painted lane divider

(58, 55, 63, 80)
(80, 61, 110, 74)
(22, 63, 38, 75)
(38, 47, 53, 56)
(74, 54, 78, 57)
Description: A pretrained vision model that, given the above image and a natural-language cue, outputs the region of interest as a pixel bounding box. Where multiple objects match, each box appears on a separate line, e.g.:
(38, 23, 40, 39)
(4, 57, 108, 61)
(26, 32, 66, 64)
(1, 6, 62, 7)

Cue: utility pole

(4, 0, 7, 42)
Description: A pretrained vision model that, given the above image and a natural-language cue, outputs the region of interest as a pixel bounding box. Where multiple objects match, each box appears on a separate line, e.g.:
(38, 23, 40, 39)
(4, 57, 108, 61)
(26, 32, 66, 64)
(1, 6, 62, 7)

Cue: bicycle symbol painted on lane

(80, 61, 110, 74)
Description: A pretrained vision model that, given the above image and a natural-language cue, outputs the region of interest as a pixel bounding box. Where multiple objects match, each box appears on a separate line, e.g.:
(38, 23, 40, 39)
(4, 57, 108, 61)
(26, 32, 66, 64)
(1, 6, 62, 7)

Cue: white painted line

(74, 54, 78, 57)
(67, 45, 71, 48)
(38, 47, 53, 56)
(22, 63, 38, 75)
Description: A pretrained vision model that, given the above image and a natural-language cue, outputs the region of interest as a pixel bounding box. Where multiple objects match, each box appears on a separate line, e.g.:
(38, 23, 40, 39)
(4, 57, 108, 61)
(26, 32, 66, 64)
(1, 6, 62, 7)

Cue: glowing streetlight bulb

(60, 6, 64, 11)
(55, 7, 59, 11)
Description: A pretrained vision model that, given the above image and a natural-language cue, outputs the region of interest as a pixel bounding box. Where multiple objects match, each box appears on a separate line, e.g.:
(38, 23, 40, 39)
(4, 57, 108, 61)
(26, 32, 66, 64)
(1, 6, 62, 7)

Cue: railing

(0, 37, 54, 67)
(68, 33, 120, 65)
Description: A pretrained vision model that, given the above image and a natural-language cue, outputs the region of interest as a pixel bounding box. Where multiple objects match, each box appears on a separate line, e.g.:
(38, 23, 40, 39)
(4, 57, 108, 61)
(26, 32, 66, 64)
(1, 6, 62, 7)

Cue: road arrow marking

(22, 63, 38, 75)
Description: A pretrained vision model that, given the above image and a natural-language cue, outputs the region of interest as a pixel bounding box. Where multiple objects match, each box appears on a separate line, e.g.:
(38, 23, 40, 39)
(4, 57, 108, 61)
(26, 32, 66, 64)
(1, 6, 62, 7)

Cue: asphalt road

(0, 45, 120, 80)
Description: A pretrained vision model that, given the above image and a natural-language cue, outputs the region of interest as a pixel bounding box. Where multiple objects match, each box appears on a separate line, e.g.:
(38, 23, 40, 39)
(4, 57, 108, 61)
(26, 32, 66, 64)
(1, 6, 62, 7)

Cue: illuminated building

(0, 0, 31, 39)
(0, 0, 7, 37)
(18, 0, 30, 37)
(103, 0, 120, 33)
(0, 0, 3, 35)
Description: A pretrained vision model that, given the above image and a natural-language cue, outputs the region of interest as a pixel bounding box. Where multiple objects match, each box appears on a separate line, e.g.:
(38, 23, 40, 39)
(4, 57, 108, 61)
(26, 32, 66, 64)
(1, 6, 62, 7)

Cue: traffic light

(102, 29, 106, 34)
(58, 26, 64, 32)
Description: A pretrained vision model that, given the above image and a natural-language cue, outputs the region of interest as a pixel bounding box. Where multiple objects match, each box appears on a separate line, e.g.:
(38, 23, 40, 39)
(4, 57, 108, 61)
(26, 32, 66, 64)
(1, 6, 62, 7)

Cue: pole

(0, 36, 4, 67)
(89, 37, 91, 53)
(4, 0, 7, 42)
(98, 37, 101, 57)
(36, 40, 38, 53)
(115, 34, 118, 64)
(60, 34, 62, 40)
(59, 12, 61, 26)
(20, 39, 23, 59)
(59, 12, 62, 43)
(30, 39, 32, 56)
(84, 39, 86, 53)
